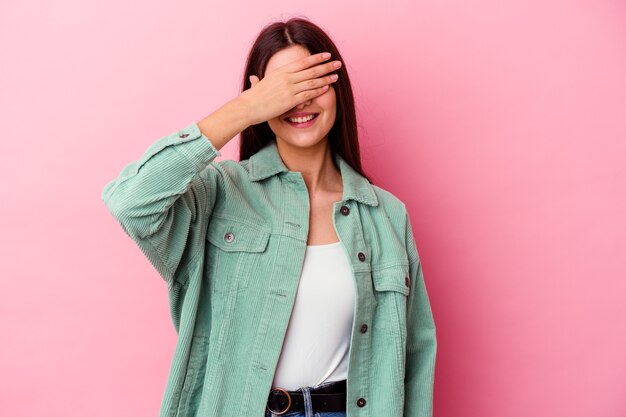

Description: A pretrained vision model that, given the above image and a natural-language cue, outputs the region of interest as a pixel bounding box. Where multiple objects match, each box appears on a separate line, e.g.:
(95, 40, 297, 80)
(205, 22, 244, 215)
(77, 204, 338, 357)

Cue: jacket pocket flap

(206, 219, 270, 252)
(372, 264, 410, 296)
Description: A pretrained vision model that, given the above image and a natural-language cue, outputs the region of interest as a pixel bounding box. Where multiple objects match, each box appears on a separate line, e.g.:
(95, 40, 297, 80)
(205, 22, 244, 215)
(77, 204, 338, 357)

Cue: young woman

(102, 18, 436, 417)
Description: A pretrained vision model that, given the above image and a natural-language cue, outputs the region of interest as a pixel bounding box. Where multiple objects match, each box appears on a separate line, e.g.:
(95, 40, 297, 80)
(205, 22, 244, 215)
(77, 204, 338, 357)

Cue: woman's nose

(296, 99, 312, 109)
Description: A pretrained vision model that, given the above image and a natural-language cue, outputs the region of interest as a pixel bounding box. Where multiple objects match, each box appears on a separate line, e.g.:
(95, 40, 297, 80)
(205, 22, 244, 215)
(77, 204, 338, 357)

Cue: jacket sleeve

(101, 122, 222, 289)
(403, 208, 437, 417)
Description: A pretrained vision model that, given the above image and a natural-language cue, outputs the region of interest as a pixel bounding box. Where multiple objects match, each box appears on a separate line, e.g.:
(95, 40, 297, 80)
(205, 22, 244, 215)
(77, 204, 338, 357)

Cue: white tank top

(271, 240, 355, 390)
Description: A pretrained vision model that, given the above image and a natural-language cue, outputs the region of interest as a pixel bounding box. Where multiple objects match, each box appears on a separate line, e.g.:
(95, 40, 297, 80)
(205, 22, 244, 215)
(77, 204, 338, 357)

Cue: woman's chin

(276, 134, 328, 149)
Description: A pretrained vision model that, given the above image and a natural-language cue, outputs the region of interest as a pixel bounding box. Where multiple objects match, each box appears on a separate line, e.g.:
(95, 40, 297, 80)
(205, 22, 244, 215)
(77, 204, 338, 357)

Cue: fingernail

(323, 52, 331, 59)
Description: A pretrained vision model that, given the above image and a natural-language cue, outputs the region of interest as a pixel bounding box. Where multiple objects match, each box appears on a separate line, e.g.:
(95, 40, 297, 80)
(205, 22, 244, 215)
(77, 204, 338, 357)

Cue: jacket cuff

(168, 121, 222, 171)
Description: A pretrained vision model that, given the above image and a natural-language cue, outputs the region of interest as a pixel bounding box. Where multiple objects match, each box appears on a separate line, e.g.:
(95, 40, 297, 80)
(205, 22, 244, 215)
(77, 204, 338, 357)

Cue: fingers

(281, 51, 332, 73)
(295, 84, 332, 103)
(291, 58, 341, 86)
(291, 68, 339, 95)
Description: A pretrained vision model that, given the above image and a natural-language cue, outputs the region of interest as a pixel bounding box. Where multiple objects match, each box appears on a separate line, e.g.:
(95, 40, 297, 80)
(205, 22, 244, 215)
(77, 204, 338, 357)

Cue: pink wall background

(1, 1, 625, 416)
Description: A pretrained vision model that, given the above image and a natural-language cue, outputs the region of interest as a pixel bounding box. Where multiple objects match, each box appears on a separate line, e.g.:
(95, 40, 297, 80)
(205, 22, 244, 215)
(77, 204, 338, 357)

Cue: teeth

(288, 114, 316, 123)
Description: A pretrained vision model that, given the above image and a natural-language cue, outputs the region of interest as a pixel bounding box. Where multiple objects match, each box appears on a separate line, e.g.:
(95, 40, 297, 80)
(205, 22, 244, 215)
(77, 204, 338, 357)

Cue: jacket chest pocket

(205, 217, 270, 295)
(371, 264, 410, 336)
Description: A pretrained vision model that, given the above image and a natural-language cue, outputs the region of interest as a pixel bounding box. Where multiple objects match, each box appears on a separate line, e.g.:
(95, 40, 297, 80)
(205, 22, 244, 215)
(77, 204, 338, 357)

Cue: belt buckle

(266, 387, 292, 415)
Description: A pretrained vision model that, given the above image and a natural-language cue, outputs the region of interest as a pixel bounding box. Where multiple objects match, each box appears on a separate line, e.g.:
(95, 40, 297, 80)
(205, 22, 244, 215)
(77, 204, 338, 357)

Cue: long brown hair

(239, 17, 372, 184)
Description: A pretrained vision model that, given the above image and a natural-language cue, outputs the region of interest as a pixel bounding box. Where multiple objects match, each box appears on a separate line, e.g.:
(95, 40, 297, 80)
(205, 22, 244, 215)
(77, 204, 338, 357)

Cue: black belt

(266, 379, 347, 415)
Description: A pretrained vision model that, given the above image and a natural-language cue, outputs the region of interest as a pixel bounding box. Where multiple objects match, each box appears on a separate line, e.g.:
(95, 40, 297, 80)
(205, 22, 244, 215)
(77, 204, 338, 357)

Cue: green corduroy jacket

(101, 121, 437, 417)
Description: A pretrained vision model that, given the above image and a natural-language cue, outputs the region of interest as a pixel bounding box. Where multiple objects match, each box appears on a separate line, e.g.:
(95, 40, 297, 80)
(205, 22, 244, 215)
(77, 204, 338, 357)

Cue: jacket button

(405, 276, 410, 287)
(356, 398, 366, 407)
(340, 205, 350, 215)
(360, 324, 368, 333)
(179, 133, 189, 138)
(224, 232, 235, 242)
(357, 252, 366, 262)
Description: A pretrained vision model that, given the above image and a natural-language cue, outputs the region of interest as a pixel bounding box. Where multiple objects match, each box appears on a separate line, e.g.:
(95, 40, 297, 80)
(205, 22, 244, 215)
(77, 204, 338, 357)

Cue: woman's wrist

(197, 97, 252, 150)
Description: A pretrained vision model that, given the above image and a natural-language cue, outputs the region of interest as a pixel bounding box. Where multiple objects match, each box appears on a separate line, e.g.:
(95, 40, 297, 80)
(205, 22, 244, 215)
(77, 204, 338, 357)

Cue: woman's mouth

(284, 113, 319, 128)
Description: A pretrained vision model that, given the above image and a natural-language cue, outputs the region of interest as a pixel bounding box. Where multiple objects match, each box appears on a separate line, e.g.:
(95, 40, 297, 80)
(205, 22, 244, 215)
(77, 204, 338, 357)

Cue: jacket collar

(248, 139, 379, 207)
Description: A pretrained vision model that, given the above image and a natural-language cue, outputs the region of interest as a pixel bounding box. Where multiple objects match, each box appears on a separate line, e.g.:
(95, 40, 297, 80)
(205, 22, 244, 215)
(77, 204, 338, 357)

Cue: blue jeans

(264, 380, 347, 417)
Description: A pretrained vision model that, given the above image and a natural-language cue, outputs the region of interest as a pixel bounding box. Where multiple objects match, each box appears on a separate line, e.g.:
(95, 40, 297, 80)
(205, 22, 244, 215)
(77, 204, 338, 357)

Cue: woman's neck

(275, 137, 342, 194)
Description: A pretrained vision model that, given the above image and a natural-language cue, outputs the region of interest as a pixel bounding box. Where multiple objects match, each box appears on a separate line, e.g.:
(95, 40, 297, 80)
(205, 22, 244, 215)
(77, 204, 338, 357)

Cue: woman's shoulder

(362, 183, 413, 245)
(198, 157, 252, 184)
(369, 182, 408, 214)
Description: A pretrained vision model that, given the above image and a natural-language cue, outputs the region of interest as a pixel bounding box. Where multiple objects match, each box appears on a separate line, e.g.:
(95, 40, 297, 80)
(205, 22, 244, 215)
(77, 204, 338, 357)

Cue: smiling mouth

(284, 113, 320, 127)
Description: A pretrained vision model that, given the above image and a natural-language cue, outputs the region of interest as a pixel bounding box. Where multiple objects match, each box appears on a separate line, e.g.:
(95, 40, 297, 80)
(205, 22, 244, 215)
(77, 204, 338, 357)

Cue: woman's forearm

(196, 96, 253, 150)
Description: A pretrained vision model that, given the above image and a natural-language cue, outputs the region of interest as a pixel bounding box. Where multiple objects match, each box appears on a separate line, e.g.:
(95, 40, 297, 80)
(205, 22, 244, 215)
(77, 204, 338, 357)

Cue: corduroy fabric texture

(101, 122, 437, 417)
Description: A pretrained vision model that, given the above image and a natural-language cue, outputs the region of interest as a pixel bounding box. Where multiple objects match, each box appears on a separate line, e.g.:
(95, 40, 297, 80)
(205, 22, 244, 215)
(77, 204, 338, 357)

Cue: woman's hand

(239, 52, 342, 126)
